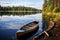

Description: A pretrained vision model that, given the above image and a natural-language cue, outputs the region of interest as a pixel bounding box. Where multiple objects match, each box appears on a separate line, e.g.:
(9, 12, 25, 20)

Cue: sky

(0, 0, 44, 9)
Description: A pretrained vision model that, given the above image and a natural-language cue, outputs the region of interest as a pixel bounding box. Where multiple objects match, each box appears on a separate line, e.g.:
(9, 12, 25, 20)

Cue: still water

(0, 13, 42, 40)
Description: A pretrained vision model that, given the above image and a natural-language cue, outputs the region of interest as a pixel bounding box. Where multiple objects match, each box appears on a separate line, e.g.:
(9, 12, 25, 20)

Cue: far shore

(0, 11, 40, 12)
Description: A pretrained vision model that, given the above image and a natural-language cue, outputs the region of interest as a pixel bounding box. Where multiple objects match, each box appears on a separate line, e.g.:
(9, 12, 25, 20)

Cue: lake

(0, 13, 42, 40)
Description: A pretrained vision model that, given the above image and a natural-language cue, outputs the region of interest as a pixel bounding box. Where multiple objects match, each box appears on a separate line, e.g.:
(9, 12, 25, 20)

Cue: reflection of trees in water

(0, 12, 39, 16)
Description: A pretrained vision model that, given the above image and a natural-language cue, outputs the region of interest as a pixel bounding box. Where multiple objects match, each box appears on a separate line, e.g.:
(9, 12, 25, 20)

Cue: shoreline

(0, 11, 40, 12)
(43, 21, 60, 40)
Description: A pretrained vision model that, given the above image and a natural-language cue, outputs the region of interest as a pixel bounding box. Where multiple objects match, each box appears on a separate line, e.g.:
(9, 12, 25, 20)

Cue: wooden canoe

(16, 21, 39, 40)
(33, 21, 56, 40)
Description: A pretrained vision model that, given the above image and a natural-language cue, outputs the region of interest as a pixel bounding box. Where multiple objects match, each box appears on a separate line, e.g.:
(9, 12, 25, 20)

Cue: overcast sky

(0, 0, 44, 9)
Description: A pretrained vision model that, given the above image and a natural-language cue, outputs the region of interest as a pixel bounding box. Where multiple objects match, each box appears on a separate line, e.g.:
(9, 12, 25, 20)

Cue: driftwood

(33, 21, 56, 40)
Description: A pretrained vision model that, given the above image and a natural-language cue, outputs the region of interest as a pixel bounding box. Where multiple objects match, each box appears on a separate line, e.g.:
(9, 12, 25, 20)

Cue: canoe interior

(20, 21, 38, 30)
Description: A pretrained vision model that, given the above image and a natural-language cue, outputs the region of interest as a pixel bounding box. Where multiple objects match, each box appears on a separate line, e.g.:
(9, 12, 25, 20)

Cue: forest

(42, 0, 60, 23)
(0, 5, 41, 13)
(43, 0, 60, 13)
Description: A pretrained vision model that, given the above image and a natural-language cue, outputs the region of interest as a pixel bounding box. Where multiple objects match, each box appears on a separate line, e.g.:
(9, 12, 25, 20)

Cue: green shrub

(53, 7, 60, 13)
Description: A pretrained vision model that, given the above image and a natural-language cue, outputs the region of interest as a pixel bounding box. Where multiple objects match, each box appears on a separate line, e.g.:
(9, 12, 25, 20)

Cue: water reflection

(0, 13, 42, 40)
(0, 12, 38, 16)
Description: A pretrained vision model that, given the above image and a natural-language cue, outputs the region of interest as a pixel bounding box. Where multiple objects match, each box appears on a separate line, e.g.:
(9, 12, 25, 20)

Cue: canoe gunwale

(16, 24, 39, 33)
(20, 21, 39, 30)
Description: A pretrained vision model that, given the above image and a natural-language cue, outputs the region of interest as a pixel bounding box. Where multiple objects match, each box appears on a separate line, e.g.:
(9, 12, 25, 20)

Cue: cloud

(0, 0, 43, 9)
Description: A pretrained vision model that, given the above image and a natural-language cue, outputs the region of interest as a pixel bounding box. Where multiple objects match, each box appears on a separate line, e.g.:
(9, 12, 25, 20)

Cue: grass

(42, 12, 60, 22)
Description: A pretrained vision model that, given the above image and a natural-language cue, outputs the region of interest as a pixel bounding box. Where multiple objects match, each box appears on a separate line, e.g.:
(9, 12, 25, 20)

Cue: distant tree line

(0, 5, 41, 13)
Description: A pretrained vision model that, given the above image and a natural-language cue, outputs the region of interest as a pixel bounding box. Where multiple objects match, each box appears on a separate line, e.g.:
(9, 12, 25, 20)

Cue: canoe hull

(16, 21, 39, 40)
